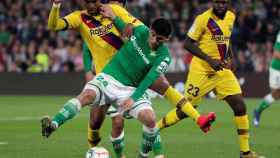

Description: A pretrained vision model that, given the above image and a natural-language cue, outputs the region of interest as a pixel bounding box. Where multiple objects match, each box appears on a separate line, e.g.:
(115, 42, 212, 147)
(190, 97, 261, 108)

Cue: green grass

(0, 96, 279, 158)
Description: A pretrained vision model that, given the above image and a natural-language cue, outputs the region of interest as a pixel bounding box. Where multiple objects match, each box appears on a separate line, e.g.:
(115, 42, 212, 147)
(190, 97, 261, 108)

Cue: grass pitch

(0, 96, 279, 158)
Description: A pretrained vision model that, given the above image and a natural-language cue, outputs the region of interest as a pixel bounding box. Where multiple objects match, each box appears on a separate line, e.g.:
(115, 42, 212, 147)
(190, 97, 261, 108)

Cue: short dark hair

(151, 18, 172, 38)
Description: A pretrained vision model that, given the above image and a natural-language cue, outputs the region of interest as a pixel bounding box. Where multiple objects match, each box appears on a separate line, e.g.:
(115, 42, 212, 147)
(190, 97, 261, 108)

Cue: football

(85, 147, 111, 158)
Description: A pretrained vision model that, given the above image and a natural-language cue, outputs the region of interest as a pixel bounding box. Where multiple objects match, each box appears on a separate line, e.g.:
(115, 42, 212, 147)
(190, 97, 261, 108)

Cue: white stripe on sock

(110, 130, 124, 141)
(69, 98, 82, 111)
(264, 94, 275, 104)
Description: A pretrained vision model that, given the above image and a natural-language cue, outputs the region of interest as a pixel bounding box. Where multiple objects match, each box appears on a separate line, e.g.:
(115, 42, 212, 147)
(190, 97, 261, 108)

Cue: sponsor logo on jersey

(211, 35, 230, 44)
(130, 36, 150, 64)
(90, 23, 114, 36)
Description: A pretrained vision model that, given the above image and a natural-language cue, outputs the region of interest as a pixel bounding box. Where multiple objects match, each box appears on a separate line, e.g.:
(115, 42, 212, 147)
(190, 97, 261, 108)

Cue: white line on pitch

(0, 142, 8, 145)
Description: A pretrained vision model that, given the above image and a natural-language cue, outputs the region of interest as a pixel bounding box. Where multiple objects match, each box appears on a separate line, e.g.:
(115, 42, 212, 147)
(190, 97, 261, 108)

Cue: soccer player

(46, 0, 144, 157)
(41, 14, 173, 157)
(253, 31, 280, 127)
(156, 0, 264, 158)
(45, 0, 215, 157)
(79, 1, 165, 157)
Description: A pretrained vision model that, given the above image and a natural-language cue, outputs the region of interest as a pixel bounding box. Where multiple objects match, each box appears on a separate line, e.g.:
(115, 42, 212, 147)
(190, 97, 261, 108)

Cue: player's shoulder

(226, 9, 236, 20)
(194, 8, 212, 23)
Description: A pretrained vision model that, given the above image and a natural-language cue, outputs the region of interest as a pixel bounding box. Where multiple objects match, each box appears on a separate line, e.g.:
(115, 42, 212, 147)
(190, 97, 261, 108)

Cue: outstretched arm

(48, 1, 81, 31)
(48, 2, 68, 31)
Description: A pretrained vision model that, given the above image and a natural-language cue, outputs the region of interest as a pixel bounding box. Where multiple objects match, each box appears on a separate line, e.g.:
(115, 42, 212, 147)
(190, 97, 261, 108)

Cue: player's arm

(185, 16, 223, 71)
(48, 1, 81, 31)
(100, 5, 130, 32)
(109, 4, 143, 27)
(48, 2, 68, 31)
(131, 55, 171, 101)
(185, 36, 223, 71)
(100, 4, 143, 39)
(82, 43, 95, 82)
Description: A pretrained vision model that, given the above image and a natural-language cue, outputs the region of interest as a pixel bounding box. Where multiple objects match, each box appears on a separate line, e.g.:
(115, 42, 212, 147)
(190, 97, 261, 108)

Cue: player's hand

(122, 24, 133, 41)
(221, 59, 236, 71)
(119, 98, 134, 114)
(100, 4, 116, 20)
(206, 58, 224, 71)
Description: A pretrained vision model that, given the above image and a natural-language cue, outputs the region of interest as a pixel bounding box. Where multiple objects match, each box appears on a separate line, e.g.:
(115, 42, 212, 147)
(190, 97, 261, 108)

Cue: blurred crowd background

(0, 0, 280, 73)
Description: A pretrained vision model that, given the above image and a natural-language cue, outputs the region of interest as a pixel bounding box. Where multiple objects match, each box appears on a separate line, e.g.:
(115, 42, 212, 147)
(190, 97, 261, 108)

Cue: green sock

(256, 100, 270, 114)
(52, 98, 81, 127)
(152, 133, 164, 157)
(256, 94, 274, 114)
(140, 128, 159, 156)
(111, 131, 125, 158)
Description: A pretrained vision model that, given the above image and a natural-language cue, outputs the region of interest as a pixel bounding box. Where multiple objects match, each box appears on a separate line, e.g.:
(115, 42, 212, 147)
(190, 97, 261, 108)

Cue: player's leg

(41, 89, 97, 138)
(41, 74, 109, 138)
(150, 76, 200, 123)
(216, 70, 264, 158)
(110, 113, 125, 158)
(253, 68, 280, 127)
(130, 104, 159, 158)
(153, 74, 216, 132)
(88, 105, 108, 147)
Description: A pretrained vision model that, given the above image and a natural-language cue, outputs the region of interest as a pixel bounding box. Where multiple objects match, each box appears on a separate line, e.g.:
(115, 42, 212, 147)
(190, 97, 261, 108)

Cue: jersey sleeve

(187, 15, 206, 41)
(48, 4, 68, 31)
(48, 4, 81, 31)
(274, 32, 280, 51)
(82, 42, 93, 72)
(109, 4, 143, 27)
(131, 51, 171, 101)
(63, 11, 82, 29)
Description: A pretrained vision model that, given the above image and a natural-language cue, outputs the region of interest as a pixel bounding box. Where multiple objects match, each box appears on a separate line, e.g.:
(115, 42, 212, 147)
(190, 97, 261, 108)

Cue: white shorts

(269, 67, 280, 89)
(84, 73, 153, 119)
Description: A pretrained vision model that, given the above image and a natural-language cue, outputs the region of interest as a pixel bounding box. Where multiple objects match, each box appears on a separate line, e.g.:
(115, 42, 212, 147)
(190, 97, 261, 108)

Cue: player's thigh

(87, 73, 134, 107)
(184, 71, 217, 105)
(215, 69, 242, 100)
(269, 67, 280, 89)
(84, 74, 111, 106)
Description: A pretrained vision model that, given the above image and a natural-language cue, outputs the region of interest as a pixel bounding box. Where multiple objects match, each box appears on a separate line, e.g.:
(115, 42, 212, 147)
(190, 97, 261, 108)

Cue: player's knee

(138, 110, 156, 128)
(77, 89, 96, 105)
(232, 101, 247, 116)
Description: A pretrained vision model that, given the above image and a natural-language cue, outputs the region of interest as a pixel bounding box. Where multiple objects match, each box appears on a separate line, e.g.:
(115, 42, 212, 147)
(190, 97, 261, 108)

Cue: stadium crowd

(0, 0, 279, 73)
